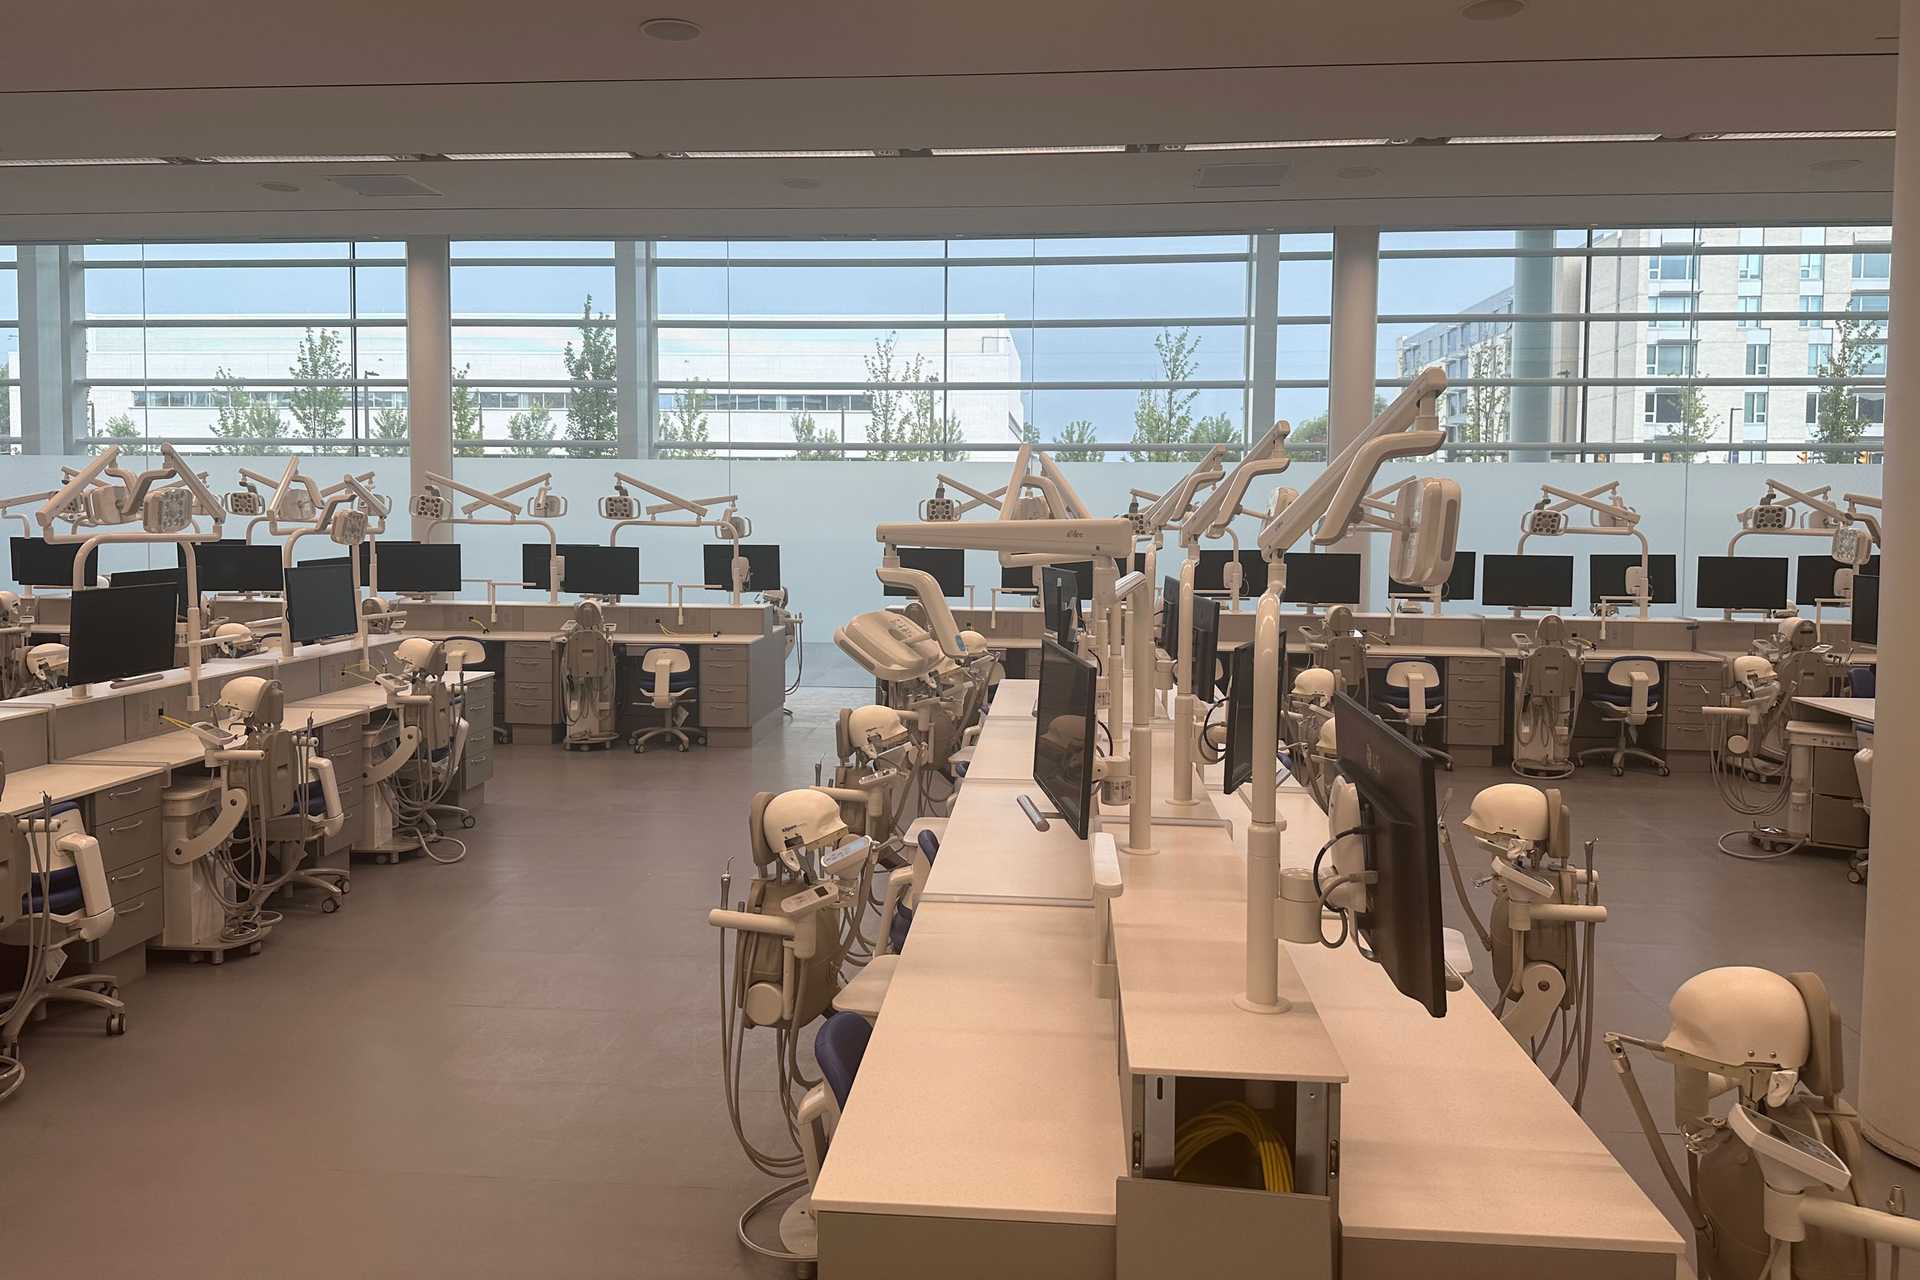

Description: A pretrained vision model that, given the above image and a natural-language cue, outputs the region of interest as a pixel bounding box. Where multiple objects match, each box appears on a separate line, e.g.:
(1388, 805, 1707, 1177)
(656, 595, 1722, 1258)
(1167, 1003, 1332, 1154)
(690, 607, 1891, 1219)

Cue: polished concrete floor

(0, 665, 1888, 1277)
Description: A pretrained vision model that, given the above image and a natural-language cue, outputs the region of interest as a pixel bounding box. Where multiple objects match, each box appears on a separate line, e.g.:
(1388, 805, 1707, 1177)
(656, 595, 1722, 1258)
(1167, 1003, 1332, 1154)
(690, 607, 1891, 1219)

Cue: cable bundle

(1174, 1102, 1294, 1194)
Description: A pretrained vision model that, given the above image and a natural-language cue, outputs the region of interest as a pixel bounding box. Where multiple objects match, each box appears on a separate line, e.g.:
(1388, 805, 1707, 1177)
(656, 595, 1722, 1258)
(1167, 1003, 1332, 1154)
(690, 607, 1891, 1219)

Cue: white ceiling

(0, 0, 1900, 238)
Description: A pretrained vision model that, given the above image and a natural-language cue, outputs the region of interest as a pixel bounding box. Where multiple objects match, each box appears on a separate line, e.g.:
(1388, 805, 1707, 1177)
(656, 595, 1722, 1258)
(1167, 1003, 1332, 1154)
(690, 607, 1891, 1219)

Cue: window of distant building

(1737, 254, 1763, 281)
(1799, 296, 1825, 328)
(1744, 391, 1768, 426)
(1648, 253, 1695, 282)
(1642, 389, 1685, 426)
(1646, 342, 1693, 377)
(1652, 295, 1693, 328)
(1853, 251, 1891, 281)
(1736, 296, 1762, 329)
(1745, 344, 1770, 377)
(1808, 342, 1832, 374)
(1799, 253, 1825, 282)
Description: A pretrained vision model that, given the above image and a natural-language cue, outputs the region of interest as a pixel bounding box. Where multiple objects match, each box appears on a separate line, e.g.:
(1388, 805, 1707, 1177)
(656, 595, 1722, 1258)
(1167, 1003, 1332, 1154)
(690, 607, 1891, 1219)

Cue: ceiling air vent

(328, 173, 443, 198)
(1193, 162, 1291, 189)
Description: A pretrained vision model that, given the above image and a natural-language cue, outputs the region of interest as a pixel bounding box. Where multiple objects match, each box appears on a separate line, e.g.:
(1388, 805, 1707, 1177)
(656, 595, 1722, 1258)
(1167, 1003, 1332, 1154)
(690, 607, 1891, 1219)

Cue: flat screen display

(886, 548, 965, 598)
(1196, 549, 1270, 596)
(1796, 553, 1882, 606)
(1007, 560, 1095, 600)
(1222, 640, 1260, 795)
(1590, 553, 1677, 606)
(1156, 576, 1180, 657)
(377, 542, 463, 593)
(184, 539, 283, 592)
(1033, 637, 1098, 840)
(522, 543, 639, 596)
(1852, 572, 1879, 645)
(1390, 551, 1477, 602)
(110, 567, 188, 618)
(1481, 554, 1574, 608)
(1190, 592, 1222, 700)
(284, 561, 360, 644)
(1282, 552, 1362, 605)
(704, 543, 782, 593)
(1696, 556, 1789, 612)
(10, 537, 98, 588)
(1040, 565, 1080, 646)
(68, 584, 179, 684)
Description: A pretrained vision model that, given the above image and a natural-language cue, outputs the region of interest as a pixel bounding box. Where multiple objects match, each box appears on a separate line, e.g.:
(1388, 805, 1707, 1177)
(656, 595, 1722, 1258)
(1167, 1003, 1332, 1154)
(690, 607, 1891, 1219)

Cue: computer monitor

(1589, 553, 1677, 607)
(1040, 565, 1080, 646)
(376, 542, 463, 594)
(185, 539, 283, 593)
(110, 567, 189, 619)
(1390, 551, 1477, 602)
(559, 544, 640, 597)
(1190, 593, 1222, 700)
(1796, 553, 1882, 605)
(1696, 556, 1789, 612)
(1852, 572, 1879, 646)
(10, 537, 98, 588)
(1033, 637, 1098, 841)
(1481, 554, 1574, 609)
(1281, 552, 1362, 605)
(522, 542, 558, 589)
(1196, 549, 1270, 596)
(284, 561, 360, 644)
(303, 541, 374, 574)
(1007, 557, 1132, 599)
(68, 583, 179, 685)
(703, 543, 782, 593)
(1331, 691, 1447, 1018)
(886, 548, 965, 598)
(1156, 576, 1180, 657)
(1221, 631, 1286, 796)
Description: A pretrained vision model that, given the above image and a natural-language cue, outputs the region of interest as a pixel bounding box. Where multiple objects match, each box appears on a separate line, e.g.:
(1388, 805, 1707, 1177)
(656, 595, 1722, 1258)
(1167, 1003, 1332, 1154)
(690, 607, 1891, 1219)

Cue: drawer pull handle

(110, 866, 147, 883)
(106, 785, 145, 799)
(117, 899, 147, 916)
(107, 818, 146, 834)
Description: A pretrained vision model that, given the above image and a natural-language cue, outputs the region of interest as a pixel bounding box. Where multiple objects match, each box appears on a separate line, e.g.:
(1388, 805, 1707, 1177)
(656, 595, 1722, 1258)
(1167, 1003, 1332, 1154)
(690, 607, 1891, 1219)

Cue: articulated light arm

(611, 472, 709, 520)
(1192, 421, 1294, 542)
(425, 471, 524, 517)
(932, 473, 1006, 516)
(877, 518, 1136, 561)
(1138, 445, 1227, 533)
(1535, 481, 1639, 526)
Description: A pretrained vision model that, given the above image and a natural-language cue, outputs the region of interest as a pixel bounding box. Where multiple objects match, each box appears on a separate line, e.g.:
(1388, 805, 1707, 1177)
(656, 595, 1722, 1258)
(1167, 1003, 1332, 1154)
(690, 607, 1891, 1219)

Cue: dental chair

(631, 646, 702, 753)
(1579, 657, 1669, 778)
(832, 826, 941, 1020)
(1512, 615, 1585, 780)
(1380, 659, 1452, 770)
(1, 803, 126, 1067)
(793, 1012, 874, 1261)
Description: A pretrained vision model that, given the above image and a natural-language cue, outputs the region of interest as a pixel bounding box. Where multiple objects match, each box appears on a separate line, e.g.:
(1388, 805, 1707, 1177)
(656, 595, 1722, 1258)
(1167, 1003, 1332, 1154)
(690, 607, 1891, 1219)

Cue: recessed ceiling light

(1811, 158, 1863, 172)
(0, 156, 169, 167)
(444, 152, 635, 161)
(1709, 130, 1894, 141)
(1461, 0, 1525, 18)
(1187, 138, 1390, 151)
(195, 154, 419, 164)
(929, 145, 1128, 156)
(781, 177, 822, 190)
(1448, 133, 1660, 145)
(260, 181, 301, 192)
(1336, 165, 1380, 180)
(640, 17, 702, 40)
(675, 149, 876, 159)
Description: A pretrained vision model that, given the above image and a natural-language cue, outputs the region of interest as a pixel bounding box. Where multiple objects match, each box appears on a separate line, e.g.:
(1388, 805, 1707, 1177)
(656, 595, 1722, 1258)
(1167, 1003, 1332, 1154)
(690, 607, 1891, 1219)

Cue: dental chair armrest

(307, 755, 345, 838)
(877, 866, 916, 955)
(53, 833, 117, 942)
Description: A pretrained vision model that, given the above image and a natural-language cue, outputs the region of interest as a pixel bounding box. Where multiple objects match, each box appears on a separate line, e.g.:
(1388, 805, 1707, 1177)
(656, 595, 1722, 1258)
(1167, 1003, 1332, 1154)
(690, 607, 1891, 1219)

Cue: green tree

(657, 380, 715, 458)
(287, 328, 349, 452)
(452, 365, 484, 458)
(1811, 316, 1883, 464)
(1130, 328, 1203, 461)
(370, 403, 408, 456)
(1013, 420, 1041, 445)
(791, 410, 842, 460)
(1190, 413, 1240, 459)
(1457, 342, 1510, 461)
(862, 333, 913, 461)
(906, 380, 967, 462)
(1652, 383, 1715, 464)
(1052, 419, 1101, 462)
(506, 402, 557, 457)
(1288, 412, 1328, 459)
(209, 367, 284, 455)
(90, 412, 142, 456)
(563, 295, 617, 453)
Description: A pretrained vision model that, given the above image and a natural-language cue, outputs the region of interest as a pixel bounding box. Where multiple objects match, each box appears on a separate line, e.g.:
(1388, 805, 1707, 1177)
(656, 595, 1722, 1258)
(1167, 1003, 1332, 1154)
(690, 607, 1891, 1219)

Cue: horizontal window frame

(80, 316, 405, 329)
(655, 378, 1275, 393)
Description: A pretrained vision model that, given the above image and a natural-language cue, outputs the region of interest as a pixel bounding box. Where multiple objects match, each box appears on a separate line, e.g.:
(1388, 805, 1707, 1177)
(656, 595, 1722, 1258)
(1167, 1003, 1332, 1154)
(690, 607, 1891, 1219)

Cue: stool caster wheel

(321, 896, 341, 914)
(1612, 767, 1624, 777)
(462, 816, 476, 830)
(340, 879, 352, 896)
(106, 1012, 127, 1036)
(1657, 766, 1671, 777)
(249, 942, 263, 957)
(677, 743, 689, 753)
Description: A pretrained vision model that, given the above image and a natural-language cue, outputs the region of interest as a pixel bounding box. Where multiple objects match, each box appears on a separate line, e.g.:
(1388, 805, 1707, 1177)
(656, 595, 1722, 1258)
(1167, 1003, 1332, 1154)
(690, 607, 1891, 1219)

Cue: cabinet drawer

(320, 738, 365, 782)
(1813, 794, 1869, 849)
(90, 775, 164, 826)
(88, 887, 162, 962)
(701, 697, 750, 728)
(506, 640, 553, 662)
(506, 680, 556, 708)
(465, 750, 495, 789)
(1450, 656, 1505, 678)
(1666, 722, 1711, 752)
(95, 807, 164, 872)
(700, 676, 747, 702)
(504, 654, 554, 685)
(1447, 672, 1502, 702)
(320, 718, 363, 753)
(504, 693, 557, 725)
(104, 853, 161, 906)
(700, 655, 748, 683)
(1814, 748, 1864, 799)
(1447, 712, 1504, 746)
(704, 644, 749, 664)
(325, 780, 363, 856)
(1670, 660, 1727, 684)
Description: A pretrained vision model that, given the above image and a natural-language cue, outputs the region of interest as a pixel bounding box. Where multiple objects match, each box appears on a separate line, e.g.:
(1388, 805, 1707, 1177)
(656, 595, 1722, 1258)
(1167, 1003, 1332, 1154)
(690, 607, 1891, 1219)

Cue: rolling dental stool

(631, 646, 703, 753)
(1578, 656, 1669, 778)
(1380, 660, 1452, 770)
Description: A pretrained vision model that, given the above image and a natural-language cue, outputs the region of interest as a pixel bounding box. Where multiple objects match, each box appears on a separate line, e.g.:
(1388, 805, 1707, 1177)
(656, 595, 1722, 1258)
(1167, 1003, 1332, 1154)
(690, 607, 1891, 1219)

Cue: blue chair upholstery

(887, 902, 915, 955)
(20, 802, 85, 915)
(816, 1012, 872, 1111)
(1850, 665, 1876, 698)
(917, 828, 941, 864)
(1593, 657, 1660, 705)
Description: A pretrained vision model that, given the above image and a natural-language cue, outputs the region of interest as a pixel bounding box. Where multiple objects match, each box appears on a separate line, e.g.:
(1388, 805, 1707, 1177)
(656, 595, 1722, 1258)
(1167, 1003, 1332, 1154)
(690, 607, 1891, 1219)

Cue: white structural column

(1860, 0, 1920, 1166)
(1247, 233, 1281, 439)
(1327, 227, 1381, 605)
(406, 237, 454, 540)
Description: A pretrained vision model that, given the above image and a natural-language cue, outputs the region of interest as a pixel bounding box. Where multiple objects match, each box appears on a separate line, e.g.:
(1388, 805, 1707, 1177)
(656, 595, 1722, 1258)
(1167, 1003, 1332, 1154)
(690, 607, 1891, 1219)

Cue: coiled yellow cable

(1173, 1101, 1294, 1194)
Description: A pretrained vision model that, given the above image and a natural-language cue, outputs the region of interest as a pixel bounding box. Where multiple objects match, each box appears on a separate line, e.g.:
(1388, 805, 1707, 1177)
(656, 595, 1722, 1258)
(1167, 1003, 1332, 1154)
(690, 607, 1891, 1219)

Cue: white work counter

(984, 679, 1037, 720)
(918, 777, 1094, 907)
(1795, 695, 1876, 726)
(0, 760, 169, 815)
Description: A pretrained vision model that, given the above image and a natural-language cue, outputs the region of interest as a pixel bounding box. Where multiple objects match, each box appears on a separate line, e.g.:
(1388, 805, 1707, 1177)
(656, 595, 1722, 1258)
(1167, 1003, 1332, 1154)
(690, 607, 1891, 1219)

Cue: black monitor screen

(1697, 556, 1789, 612)
(886, 548, 965, 598)
(522, 542, 558, 589)
(186, 539, 283, 592)
(1331, 691, 1447, 1018)
(1040, 565, 1080, 646)
(377, 542, 463, 593)
(1481, 554, 1574, 608)
(1196, 549, 1270, 596)
(1157, 576, 1180, 657)
(1190, 592, 1222, 700)
(1282, 552, 1362, 605)
(10, 537, 98, 588)
(1796, 553, 1882, 606)
(110, 567, 188, 618)
(302, 541, 374, 574)
(704, 543, 782, 593)
(559, 544, 640, 596)
(68, 584, 178, 684)
(1220, 634, 1283, 796)
(1852, 572, 1879, 646)
(1590, 553, 1677, 606)
(1000, 563, 1038, 592)
(1033, 638, 1098, 840)
(1007, 560, 1096, 600)
(1391, 551, 1477, 602)
(284, 561, 360, 644)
